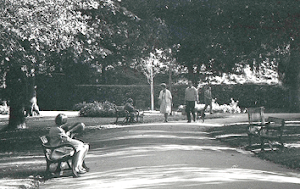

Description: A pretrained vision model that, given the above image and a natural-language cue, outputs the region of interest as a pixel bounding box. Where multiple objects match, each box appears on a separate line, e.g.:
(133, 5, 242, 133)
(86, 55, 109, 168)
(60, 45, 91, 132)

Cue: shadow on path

(38, 122, 300, 189)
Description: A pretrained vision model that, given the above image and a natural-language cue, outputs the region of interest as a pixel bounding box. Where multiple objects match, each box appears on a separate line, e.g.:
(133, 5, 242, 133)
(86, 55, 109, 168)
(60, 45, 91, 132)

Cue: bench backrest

(115, 106, 129, 117)
(247, 107, 265, 124)
(40, 135, 49, 144)
(115, 106, 125, 111)
(266, 117, 285, 129)
(39, 135, 53, 160)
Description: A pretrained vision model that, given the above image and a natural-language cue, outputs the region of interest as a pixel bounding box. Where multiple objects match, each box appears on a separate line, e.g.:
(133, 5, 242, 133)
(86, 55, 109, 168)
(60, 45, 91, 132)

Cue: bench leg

(248, 134, 252, 147)
(260, 138, 265, 151)
(46, 161, 50, 174)
(54, 162, 62, 173)
(45, 161, 52, 178)
(115, 116, 119, 124)
(278, 137, 284, 149)
(72, 157, 79, 178)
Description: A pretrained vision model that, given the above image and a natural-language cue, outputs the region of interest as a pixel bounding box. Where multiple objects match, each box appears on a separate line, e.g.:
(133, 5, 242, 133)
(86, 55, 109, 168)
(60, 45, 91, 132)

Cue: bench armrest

(42, 143, 77, 151)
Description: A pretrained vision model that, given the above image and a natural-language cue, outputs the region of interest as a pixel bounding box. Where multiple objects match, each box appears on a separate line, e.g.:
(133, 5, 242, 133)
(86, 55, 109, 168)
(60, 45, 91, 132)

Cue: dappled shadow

(39, 141, 300, 188)
(3, 120, 300, 188)
(40, 164, 300, 189)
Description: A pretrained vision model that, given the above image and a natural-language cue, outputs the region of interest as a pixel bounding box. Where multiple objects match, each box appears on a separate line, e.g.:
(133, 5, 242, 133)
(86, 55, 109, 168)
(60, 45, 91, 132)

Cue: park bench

(39, 135, 89, 178)
(246, 107, 285, 150)
(259, 117, 285, 150)
(114, 106, 143, 124)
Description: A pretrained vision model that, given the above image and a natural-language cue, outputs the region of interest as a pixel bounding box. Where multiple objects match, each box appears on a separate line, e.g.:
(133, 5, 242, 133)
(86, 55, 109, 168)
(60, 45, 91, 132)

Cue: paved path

(39, 121, 300, 189)
(2, 112, 300, 188)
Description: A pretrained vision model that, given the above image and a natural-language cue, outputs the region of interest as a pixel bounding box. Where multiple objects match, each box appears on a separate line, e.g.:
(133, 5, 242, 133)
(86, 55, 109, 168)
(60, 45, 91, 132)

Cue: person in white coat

(158, 83, 172, 122)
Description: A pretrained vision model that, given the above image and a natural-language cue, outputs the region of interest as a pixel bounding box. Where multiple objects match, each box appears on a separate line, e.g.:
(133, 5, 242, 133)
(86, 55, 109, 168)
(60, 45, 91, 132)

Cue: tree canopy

(121, 0, 300, 84)
(3, 0, 300, 129)
(1, 0, 300, 86)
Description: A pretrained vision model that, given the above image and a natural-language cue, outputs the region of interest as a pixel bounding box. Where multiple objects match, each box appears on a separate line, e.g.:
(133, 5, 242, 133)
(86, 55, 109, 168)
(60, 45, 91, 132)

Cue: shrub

(212, 98, 242, 113)
(178, 98, 241, 114)
(0, 105, 9, 115)
(77, 101, 117, 117)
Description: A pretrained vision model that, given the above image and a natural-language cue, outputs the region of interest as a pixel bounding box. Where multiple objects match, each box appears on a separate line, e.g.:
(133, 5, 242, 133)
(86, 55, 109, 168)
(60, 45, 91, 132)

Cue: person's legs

(186, 102, 191, 122)
(75, 145, 89, 172)
(201, 102, 208, 121)
(73, 150, 86, 173)
(129, 112, 135, 122)
(32, 103, 40, 115)
(209, 101, 213, 114)
(69, 139, 89, 173)
(164, 113, 168, 122)
(203, 98, 209, 115)
(31, 97, 40, 115)
(191, 102, 196, 122)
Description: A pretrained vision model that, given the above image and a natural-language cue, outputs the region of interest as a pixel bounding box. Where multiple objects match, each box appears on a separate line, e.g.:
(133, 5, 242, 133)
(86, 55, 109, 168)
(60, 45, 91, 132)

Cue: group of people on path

(158, 80, 213, 122)
(116, 80, 212, 123)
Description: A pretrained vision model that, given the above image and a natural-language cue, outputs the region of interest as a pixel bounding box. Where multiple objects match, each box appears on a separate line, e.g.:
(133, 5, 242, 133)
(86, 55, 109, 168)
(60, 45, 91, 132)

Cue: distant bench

(246, 107, 285, 151)
(114, 106, 143, 124)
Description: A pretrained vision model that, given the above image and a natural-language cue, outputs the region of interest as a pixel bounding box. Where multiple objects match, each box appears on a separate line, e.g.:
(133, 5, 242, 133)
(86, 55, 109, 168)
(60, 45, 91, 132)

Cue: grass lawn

(207, 123, 300, 171)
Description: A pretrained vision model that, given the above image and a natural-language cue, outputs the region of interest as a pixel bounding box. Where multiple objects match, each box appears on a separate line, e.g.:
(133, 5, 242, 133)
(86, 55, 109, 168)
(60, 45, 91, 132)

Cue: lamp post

(150, 58, 154, 111)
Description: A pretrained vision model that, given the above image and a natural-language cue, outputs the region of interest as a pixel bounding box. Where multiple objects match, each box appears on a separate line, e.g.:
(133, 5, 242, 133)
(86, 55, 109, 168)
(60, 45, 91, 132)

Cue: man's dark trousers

(186, 101, 195, 122)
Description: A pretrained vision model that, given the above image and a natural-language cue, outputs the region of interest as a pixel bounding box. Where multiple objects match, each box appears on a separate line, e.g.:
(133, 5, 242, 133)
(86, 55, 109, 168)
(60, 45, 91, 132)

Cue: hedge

(34, 81, 289, 111)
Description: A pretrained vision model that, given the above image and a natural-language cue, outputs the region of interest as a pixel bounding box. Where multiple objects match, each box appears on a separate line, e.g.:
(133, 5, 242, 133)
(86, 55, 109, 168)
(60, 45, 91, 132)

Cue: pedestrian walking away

(158, 83, 172, 122)
(203, 84, 213, 116)
(185, 81, 198, 123)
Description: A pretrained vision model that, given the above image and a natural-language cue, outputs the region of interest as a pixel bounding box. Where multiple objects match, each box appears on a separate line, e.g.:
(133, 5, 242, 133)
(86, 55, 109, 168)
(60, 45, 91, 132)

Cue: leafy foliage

(77, 101, 117, 117)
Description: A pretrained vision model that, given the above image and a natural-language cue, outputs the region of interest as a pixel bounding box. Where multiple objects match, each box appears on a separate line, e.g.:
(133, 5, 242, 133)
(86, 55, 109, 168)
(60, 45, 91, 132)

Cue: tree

(123, 0, 300, 111)
(0, 0, 170, 130)
(0, 0, 133, 129)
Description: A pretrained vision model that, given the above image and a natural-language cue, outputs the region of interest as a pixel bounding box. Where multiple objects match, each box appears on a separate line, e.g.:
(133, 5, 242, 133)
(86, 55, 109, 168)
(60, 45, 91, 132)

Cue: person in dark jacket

(124, 98, 139, 122)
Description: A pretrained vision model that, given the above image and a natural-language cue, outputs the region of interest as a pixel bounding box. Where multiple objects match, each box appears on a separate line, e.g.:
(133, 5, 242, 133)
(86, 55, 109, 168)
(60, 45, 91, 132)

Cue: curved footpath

(1, 112, 300, 189)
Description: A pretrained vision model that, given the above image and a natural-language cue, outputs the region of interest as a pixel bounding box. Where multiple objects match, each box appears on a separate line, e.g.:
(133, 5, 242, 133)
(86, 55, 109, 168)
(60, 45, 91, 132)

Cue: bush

(212, 98, 242, 113)
(178, 98, 242, 114)
(0, 105, 9, 115)
(77, 101, 117, 117)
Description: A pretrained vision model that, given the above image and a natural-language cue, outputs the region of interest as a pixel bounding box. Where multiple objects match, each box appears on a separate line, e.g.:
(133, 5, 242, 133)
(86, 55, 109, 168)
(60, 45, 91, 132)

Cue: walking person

(185, 80, 198, 123)
(158, 83, 172, 122)
(27, 86, 40, 116)
(203, 84, 213, 115)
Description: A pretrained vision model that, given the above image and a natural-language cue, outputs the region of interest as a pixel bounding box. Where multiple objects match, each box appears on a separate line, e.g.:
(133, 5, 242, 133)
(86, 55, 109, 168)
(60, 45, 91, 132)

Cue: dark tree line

(2, 0, 300, 130)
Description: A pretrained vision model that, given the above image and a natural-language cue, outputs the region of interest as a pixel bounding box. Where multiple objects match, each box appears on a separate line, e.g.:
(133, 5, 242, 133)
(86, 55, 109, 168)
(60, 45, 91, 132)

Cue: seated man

(49, 113, 89, 175)
(124, 98, 139, 122)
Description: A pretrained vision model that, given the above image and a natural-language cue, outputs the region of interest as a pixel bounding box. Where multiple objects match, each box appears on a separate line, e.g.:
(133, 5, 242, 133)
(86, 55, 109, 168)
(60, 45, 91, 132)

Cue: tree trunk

(8, 102, 26, 129)
(187, 64, 196, 83)
(3, 66, 28, 131)
(286, 41, 300, 112)
(102, 64, 107, 84)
